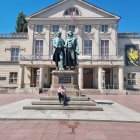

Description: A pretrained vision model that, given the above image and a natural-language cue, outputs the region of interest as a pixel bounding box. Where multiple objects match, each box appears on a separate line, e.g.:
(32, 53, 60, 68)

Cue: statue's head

(56, 31, 61, 37)
(67, 31, 73, 37)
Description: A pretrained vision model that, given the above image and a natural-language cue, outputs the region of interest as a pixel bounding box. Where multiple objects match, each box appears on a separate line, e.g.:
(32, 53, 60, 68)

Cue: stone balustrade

(20, 55, 124, 61)
(118, 33, 140, 38)
(78, 55, 124, 61)
(20, 55, 52, 61)
(0, 33, 28, 39)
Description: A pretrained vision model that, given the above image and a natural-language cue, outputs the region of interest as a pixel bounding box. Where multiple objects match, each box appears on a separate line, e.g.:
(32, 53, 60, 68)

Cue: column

(78, 66, 83, 90)
(39, 65, 44, 89)
(110, 24, 118, 56)
(44, 25, 51, 57)
(93, 25, 100, 56)
(28, 24, 34, 55)
(118, 66, 124, 90)
(60, 25, 67, 41)
(18, 65, 24, 88)
(77, 25, 83, 54)
(98, 66, 102, 89)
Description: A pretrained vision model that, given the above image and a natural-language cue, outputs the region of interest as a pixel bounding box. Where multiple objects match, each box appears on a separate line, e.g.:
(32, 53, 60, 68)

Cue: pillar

(60, 25, 67, 41)
(44, 25, 51, 57)
(18, 65, 24, 88)
(79, 66, 83, 90)
(93, 25, 100, 56)
(39, 65, 44, 89)
(118, 66, 124, 90)
(28, 24, 34, 55)
(77, 25, 83, 54)
(98, 66, 102, 89)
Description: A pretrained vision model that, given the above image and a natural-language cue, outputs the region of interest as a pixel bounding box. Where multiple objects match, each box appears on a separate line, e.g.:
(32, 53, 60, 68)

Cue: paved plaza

(0, 94, 140, 140)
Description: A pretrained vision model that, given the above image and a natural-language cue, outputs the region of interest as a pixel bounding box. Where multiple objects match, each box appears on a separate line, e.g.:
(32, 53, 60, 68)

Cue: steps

(23, 96, 103, 111)
(40, 96, 90, 101)
(32, 101, 96, 106)
(23, 105, 103, 111)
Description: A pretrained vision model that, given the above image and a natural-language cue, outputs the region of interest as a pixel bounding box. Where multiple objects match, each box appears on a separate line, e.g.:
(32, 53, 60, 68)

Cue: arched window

(64, 7, 80, 16)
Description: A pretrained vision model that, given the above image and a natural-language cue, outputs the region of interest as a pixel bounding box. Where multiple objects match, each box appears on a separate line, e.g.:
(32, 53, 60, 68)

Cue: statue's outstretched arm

(52, 39, 57, 48)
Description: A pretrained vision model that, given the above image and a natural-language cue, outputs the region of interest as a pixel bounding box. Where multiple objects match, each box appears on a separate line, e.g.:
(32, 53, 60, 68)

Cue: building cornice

(118, 33, 140, 39)
(26, 0, 66, 19)
(79, 0, 120, 20)
(28, 17, 118, 21)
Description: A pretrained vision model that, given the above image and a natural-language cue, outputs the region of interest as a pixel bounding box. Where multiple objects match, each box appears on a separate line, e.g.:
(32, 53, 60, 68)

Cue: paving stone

(0, 94, 140, 140)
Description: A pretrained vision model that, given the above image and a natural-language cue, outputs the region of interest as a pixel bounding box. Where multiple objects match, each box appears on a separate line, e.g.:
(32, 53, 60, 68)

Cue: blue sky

(0, 0, 140, 34)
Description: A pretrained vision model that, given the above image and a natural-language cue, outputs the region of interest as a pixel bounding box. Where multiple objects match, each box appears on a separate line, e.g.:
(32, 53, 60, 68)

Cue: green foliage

(16, 12, 28, 33)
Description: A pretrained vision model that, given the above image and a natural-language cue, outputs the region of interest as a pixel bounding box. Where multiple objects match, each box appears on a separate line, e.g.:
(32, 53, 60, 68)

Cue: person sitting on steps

(57, 84, 67, 106)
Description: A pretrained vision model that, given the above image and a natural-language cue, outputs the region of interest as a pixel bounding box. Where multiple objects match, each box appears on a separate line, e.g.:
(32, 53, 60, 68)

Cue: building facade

(0, 0, 140, 93)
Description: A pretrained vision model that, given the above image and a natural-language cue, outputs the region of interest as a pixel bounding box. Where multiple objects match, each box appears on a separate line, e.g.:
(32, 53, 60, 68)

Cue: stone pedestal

(48, 70, 80, 96)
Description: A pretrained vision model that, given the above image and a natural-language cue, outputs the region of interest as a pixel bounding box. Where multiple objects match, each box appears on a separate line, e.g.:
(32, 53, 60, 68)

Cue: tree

(16, 12, 28, 33)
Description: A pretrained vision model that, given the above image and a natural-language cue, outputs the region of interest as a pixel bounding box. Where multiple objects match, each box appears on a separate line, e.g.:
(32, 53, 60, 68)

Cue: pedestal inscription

(59, 76, 71, 83)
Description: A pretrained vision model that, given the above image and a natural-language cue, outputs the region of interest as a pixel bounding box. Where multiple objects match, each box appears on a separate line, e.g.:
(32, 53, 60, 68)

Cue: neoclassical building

(0, 0, 140, 94)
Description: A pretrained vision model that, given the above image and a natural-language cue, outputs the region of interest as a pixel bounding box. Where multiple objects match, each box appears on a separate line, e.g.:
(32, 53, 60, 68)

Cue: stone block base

(48, 70, 80, 96)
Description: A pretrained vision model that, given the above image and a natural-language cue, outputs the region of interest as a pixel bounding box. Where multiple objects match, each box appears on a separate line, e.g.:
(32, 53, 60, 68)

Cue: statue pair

(52, 31, 79, 70)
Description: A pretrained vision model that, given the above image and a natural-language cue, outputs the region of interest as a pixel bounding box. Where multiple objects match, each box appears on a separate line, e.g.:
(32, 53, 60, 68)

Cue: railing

(104, 85, 119, 89)
(0, 33, 28, 39)
(20, 55, 124, 61)
(0, 87, 39, 94)
(78, 55, 124, 61)
(0, 87, 17, 94)
(118, 33, 140, 38)
(20, 55, 52, 61)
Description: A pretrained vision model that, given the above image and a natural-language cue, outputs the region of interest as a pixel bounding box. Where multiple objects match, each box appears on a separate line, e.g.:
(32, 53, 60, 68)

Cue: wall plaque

(0, 77, 6, 80)
(59, 76, 71, 83)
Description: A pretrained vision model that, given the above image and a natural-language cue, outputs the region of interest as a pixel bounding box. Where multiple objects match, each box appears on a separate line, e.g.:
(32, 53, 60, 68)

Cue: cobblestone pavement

(0, 94, 140, 140)
(88, 95, 140, 113)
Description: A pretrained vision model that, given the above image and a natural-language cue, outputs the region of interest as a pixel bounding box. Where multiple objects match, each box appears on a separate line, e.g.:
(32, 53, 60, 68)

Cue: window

(64, 7, 80, 15)
(68, 25, 75, 32)
(83, 40, 92, 55)
(36, 25, 43, 32)
(35, 40, 43, 57)
(85, 25, 91, 32)
(9, 72, 18, 84)
(128, 73, 136, 85)
(11, 48, 19, 61)
(52, 25, 59, 32)
(101, 25, 108, 32)
(100, 40, 109, 59)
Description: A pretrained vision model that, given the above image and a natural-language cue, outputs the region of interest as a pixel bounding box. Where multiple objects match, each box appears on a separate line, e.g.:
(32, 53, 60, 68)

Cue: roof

(26, 0, 120, 20)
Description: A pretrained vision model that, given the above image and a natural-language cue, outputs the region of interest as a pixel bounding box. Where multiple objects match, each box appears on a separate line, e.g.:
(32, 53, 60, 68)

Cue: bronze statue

(65, 31, 79, 70)
(52, 31, 65, 70)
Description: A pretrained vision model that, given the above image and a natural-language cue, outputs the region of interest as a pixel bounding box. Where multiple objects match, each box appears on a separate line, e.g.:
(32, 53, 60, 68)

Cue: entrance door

(104, 68, 111, 89)
(83, 68, 93, 89)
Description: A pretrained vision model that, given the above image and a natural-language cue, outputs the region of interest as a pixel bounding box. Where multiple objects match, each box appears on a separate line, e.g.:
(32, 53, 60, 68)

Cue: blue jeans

(58, 92, 67, 105)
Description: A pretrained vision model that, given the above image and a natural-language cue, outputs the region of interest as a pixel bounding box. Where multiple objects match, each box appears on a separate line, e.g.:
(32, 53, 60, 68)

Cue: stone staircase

(23, 96, 103, 111)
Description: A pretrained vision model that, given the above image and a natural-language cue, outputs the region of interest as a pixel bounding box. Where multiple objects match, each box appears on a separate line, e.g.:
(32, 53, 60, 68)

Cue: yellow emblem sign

(128, 47, 139, 66)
